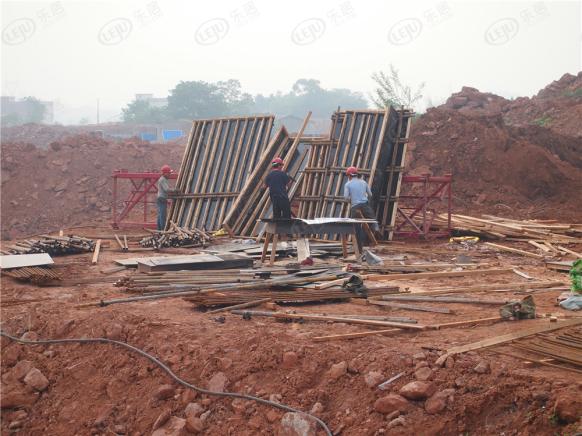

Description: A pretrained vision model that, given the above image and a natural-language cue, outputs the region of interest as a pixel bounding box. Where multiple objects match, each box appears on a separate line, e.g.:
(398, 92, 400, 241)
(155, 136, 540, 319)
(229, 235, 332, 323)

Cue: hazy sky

(2, 0, 580, 122)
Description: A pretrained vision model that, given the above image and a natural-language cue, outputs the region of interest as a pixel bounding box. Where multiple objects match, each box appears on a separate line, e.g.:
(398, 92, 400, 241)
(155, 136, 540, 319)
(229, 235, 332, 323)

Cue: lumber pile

(434, 214, 582, 242)
(3, 235, 95, 256)
(1, 266, 61, 284)
(139, 223, 210, 249)
(185, 286, 400, 308)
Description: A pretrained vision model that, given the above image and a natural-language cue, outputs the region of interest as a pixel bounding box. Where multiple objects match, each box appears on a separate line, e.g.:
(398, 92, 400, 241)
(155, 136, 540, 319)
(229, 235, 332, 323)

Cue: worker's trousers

(271, 195, 291, 219)
(350, 202, 377, 251)
(157, 197, 168, 230)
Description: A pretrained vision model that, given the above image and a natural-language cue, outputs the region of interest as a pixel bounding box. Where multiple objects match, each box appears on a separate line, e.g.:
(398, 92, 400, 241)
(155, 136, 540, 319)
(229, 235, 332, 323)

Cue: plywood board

(0, 253, 54, 269)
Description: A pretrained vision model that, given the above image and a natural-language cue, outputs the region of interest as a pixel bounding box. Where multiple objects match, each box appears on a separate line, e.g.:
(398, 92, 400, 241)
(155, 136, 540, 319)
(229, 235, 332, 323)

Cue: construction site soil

(1, 235, 581, 435)
(2, 73, 581, 240)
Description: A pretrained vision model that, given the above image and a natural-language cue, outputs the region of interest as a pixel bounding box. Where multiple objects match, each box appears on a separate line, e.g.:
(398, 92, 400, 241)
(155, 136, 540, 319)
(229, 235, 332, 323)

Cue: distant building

(1, 96, 54, 124)
(134, 93, 168, 108)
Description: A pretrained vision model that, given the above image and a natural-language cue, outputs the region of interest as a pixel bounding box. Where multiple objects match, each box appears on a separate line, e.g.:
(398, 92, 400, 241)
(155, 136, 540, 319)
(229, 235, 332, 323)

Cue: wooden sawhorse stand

(259, 218, 368, 265)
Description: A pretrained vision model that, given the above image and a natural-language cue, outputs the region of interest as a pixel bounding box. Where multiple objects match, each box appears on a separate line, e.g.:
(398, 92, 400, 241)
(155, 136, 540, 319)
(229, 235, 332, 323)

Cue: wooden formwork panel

(167, 116, 274, 231)
(295, 107, 413, 240)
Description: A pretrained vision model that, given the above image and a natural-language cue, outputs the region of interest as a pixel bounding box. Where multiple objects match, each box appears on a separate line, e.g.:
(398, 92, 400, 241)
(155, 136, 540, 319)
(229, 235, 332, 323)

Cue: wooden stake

(91, 240, 102, 265)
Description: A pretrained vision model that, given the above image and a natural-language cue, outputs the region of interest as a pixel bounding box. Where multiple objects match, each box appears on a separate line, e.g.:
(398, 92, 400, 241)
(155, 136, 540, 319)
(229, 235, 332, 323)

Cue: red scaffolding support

(111, 169, 178, 229)
(393, 174, 452, 239)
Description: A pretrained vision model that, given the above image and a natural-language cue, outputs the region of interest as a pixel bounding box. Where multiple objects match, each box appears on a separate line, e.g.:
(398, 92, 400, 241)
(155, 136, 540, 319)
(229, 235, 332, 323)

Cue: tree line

(122, 66, 425, 123)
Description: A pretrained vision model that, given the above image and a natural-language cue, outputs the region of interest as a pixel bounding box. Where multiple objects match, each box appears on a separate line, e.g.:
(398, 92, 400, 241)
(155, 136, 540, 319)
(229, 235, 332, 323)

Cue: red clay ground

(2, 229, 581, 435)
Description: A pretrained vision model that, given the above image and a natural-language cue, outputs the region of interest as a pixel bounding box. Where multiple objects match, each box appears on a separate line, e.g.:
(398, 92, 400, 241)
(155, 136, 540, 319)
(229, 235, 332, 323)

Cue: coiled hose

(0, 331, 332, 435)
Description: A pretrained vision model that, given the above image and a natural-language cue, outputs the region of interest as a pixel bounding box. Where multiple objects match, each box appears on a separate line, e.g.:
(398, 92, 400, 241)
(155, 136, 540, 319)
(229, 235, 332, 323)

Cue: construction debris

(2, 235, 96, 256)
(1, 266, 61, 284)
(139, 223, 210, 249)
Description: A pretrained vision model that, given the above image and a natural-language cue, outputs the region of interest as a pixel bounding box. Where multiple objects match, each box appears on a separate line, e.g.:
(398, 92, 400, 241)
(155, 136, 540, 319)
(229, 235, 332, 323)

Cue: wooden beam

(435, 318, 582, 366)
(368, 299, 454, 314)
(557, 246, 582, 258)
(484, 242, 544, 259)
(430, 316, 503, 330)
(206, 298, 271, 314)
(364, 268, 512, 282)
(91, 239, 102, 265)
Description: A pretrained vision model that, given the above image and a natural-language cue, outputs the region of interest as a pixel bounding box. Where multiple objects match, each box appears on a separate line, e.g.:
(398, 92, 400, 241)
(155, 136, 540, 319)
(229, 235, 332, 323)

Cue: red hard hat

(346, 166, 358, 176)
(161, 164, 172, 174)
(272, 157, 284, 166)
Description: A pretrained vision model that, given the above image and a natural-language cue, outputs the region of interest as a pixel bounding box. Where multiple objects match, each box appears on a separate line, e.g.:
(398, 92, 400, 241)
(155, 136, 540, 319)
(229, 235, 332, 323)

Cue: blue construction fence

(139, 129, 184, 142)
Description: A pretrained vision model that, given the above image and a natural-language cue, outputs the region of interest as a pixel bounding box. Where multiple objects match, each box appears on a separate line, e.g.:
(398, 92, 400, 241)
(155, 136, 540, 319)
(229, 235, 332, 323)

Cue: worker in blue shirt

(264, 157, 292, 219)
(344, 166, 378, 250)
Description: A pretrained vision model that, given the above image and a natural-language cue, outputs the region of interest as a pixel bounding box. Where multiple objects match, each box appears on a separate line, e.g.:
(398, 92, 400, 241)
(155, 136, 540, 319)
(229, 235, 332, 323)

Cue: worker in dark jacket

(264, 157, 292, 219)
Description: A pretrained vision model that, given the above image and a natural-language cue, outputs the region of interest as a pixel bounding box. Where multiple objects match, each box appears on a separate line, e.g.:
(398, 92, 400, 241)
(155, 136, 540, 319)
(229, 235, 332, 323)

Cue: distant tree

(371, 65, 425, 109)
(122, 100, 167, 123)
(0, 112, 21, 126)
(166, 80, 251, 120)
(23, 97, 46, 123)
(253, 79, 368, 117)
(78, 117, 90, 125)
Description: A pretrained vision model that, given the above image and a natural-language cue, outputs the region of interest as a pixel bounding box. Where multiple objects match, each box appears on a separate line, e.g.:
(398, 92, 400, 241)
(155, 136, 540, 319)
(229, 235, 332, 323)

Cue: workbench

(259, 218, 377, 265)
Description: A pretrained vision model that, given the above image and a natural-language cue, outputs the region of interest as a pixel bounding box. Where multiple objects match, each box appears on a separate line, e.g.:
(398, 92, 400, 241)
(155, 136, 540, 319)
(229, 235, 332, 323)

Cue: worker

(264, 157, 292, 219)
(343, 166, 378, 250)
(156, 165, 173, 230)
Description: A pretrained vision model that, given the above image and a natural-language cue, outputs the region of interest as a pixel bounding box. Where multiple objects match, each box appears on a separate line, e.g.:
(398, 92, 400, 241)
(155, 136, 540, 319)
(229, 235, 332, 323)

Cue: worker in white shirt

(157, 165, 174, 230)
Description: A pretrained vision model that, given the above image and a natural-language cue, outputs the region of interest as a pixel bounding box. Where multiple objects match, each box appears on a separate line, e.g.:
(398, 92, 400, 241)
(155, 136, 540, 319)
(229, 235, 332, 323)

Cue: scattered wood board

(0, 253, 54, 269)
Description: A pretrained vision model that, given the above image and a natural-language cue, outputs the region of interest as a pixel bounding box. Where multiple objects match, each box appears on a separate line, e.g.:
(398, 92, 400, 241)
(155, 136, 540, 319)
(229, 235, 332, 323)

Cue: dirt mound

(441, 72, 582, 138)
(407, 109, 582, 220)
(1, 135, 183, 239)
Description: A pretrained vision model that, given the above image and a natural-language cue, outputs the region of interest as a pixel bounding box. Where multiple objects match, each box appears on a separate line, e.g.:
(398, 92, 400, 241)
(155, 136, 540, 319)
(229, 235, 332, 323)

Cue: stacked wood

(139, 222, 210, 249)
(433, 214, 582, 242)
(2, 266, 61, 284)
(185, 286, 400, 308)
(4, 235, 95, 256)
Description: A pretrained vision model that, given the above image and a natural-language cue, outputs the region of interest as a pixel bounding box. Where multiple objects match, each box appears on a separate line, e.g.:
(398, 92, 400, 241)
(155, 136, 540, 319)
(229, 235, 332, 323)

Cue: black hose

(0, 331, 332, 435)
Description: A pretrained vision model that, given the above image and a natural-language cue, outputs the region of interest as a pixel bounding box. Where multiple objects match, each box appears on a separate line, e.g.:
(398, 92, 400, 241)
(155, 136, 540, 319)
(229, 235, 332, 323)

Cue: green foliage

(166, 80, 252, 120)
(0, 112, 22, 126)
(563, 87, 582, 98)
(122, 100, 168, 124)
(534, 115, 552, 127)
(22, 97, 46, 123)
(253, 79, 368, 117)
(121, 78, 367, 123)
(548, 412, 559, 426)
(1, 96, 46, 126)
(371, 64, 425, 109)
